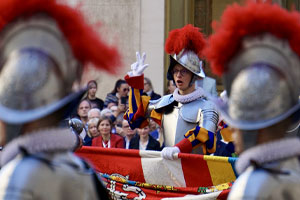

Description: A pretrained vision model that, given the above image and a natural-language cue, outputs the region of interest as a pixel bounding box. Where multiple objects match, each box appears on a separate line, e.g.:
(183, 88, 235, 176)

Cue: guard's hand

(128, 52, 149, 77)
(161, 146, 180, 160)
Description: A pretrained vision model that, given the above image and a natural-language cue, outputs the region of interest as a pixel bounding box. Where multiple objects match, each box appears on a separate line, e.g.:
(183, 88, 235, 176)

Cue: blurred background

(64, 0, 298, 98)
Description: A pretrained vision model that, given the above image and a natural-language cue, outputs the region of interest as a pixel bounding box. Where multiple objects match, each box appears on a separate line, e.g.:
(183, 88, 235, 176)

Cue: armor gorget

(0, 128, 78, 167)
(236, 137, 300, 174)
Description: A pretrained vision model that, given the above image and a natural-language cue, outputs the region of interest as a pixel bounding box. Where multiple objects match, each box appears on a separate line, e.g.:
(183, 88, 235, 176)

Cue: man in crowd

(122, 119, 137, 149)
(78, 99, 92, 126)
(205, 1, 300, 199)
(0, 0, 121, 199)
(76, 99, 91, 140)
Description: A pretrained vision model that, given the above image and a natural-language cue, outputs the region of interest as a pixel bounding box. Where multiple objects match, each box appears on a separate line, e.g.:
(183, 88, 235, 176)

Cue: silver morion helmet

(167, 49, 206, 80)
(0, 16, 82, 124)
(165, 24, 206, 81)
(220, 34, 300, 130)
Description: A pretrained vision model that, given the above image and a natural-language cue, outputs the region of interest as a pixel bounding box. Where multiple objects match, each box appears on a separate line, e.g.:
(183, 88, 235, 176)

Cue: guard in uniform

(124, 24, 219, 157)
(205, 1, 300, 199)
(0, 0, 121, 199)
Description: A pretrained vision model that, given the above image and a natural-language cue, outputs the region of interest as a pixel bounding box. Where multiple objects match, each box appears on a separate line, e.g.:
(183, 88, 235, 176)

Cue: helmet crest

(205, 1, 300, 76)
(165, 24, 206, 58)
(0, 0, 122, 73)
(165, 24, 206, 80)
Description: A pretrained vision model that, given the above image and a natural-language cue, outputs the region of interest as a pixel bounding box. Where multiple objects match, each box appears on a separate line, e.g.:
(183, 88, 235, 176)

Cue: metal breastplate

(161, 98, 219, 147)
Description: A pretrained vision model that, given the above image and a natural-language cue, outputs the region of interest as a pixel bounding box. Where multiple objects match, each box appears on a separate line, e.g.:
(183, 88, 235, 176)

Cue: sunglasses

(123, 88, 129, 92)
(172, 68, 189, 76)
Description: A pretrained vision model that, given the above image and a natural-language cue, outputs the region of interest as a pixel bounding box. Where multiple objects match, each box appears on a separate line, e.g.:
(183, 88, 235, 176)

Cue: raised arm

(124, 52, 162, 129)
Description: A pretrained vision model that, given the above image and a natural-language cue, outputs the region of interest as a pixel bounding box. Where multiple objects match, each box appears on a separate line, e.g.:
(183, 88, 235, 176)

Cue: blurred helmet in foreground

(0, 0, 121, 142)
(205, 2, 300, 130)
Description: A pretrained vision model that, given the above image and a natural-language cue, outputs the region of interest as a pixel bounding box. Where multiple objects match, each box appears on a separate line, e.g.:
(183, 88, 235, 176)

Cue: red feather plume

(165, 24, 206, 58)
(204, 1, 300, 76)
(0, 0, 122, 74)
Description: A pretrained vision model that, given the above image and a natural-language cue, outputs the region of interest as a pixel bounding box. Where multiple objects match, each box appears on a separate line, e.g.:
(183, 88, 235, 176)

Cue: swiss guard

(0, 0, 121, 199)
(124, 24, 220, 158)
(205, 1, 300, 199)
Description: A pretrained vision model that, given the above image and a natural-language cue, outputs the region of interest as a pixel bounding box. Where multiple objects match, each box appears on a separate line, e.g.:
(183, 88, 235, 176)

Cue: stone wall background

(65, 0, 165, 99)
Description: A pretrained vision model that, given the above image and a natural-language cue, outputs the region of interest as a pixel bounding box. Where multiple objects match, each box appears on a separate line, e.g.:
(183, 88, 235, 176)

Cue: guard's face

(172, 64, 193, 93)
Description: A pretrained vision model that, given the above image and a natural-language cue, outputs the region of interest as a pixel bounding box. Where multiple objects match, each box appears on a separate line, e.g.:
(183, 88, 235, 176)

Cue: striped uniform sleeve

(124, 74, 163, 129)
(175, 126, 217, 155)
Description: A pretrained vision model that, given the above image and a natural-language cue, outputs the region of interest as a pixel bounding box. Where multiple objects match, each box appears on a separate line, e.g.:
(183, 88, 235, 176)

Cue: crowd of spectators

(69, 78, 163, 151)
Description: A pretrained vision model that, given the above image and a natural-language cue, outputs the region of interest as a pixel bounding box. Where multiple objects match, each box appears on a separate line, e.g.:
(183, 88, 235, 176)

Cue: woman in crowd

(104, 79, 129, 107)
(129, 125, 161, 151)
(92, 116, 124, 148)
(83, 118, 101, 146)
(84, 80, 104, 110)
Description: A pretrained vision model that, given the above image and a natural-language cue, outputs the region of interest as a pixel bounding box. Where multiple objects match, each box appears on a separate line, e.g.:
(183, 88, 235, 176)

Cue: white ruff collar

(0, 128, 78, 167)
(236, 138, 300, 174)
(172, 87, 205, 104)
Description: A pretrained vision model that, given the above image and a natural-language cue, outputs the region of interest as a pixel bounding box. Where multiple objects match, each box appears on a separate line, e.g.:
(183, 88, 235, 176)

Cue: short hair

(88, 108, 101, 119)
(97, 116, 113, 131)
(144, 77, 153, 89)
(77, 99, 91, 111)
(100, 108, 113, 117)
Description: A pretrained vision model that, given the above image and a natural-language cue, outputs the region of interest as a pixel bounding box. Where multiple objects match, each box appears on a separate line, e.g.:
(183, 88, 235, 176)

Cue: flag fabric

(76, 147, 237, 199)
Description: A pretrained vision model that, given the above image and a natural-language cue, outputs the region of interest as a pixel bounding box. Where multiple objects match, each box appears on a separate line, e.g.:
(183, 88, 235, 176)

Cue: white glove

(161, 146, 180, 160)
(127, 52, 149, 77)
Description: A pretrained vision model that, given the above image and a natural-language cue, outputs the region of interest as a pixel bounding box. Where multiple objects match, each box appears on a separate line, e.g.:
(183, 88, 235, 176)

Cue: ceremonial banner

(76, 147, 237, 199)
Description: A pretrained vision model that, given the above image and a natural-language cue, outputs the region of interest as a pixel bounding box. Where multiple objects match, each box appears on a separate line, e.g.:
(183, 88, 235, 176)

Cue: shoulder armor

(148, 94, 175, 110)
